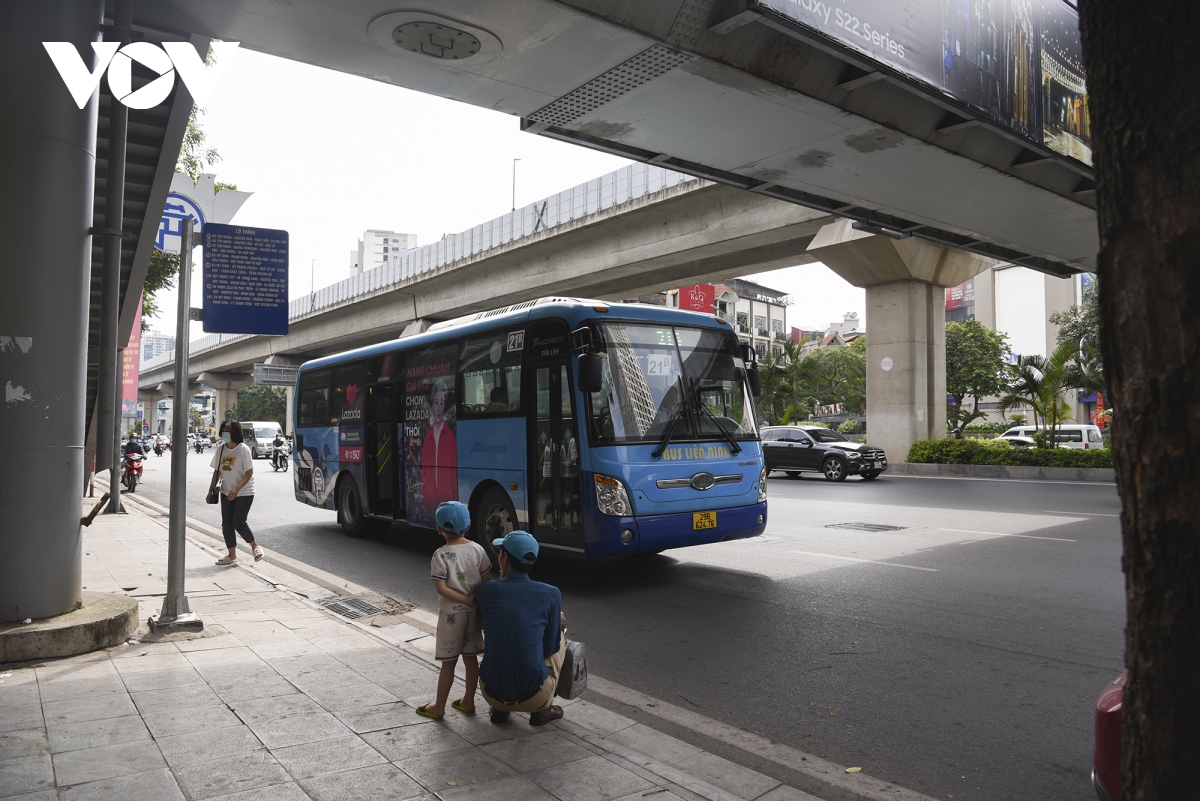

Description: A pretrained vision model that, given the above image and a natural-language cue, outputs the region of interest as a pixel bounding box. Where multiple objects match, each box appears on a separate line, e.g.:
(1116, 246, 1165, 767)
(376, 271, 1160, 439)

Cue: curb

(890, 462, 1115, 482)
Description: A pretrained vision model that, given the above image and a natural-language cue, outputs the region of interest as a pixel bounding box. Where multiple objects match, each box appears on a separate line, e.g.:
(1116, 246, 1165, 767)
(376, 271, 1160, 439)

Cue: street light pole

(149, 217, 203, 632)
(512, 158, 521, 211)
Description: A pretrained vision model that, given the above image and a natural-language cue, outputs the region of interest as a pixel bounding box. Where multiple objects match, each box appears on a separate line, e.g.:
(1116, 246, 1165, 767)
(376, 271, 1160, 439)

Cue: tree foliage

(998, 339, 1085, 447)
(232, 385, 287, 429)
(140, 248, 179, 331)
(1048, 277, 1105, 393)
(756, 338, 866, 424)
(946, 320, 1010, 429)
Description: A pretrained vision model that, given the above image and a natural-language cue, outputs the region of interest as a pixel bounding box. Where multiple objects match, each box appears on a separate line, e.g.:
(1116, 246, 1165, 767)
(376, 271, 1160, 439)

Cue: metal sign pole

(150, 219, 203, 631)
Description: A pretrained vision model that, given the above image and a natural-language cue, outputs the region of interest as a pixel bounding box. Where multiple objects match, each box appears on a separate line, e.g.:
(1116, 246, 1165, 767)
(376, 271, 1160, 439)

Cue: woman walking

(208, 420, 264, 566)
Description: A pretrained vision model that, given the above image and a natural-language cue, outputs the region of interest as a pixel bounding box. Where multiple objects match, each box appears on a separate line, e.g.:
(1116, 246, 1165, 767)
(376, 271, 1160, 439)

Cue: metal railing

(143, 164, 705, 375)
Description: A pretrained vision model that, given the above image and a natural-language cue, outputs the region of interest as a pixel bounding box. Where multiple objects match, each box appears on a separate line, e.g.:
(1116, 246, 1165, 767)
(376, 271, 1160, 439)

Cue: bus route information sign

(202, 223, 289, 335)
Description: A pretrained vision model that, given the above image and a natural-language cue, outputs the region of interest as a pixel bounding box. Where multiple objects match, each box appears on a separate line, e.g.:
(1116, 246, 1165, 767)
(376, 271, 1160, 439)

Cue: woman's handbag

(206, 482, 221, 505)
(556, 639, 588, 700)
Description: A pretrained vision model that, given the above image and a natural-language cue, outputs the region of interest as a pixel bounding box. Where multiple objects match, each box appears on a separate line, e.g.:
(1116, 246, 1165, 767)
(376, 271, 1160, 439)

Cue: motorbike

(194, 438, 204, 454)
(121, 453, 143, 492)
(153, 441, 164, 457)
(270, 443, 290, 472)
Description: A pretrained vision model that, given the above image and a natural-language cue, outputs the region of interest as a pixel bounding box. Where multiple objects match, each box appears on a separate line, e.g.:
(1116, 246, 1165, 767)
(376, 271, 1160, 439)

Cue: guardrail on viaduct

(142, 164, 705, 375)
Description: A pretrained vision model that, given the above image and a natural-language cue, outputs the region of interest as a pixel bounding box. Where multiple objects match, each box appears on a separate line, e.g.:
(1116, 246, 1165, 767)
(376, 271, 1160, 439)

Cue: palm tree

(999, 340, 1077, 447)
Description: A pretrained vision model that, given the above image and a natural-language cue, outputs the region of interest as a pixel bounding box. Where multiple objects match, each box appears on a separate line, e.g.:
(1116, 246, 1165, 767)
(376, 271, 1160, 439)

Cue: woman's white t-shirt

(210, 442, 255, 496)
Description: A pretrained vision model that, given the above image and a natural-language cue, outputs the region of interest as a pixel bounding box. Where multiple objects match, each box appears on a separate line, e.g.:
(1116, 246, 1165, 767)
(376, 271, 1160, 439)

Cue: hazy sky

(149, 48, 864, 341)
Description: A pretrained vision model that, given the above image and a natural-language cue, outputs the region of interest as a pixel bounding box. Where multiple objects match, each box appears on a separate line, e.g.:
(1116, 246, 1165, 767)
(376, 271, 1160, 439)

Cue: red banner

(121, 296, 143, 420)
(679, 284, 715, 313)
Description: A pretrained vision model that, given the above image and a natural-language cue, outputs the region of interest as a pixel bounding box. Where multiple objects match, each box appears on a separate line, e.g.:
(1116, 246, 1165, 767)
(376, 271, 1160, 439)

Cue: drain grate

(322, 598, 388, 620)
(826, 522, 907, 532)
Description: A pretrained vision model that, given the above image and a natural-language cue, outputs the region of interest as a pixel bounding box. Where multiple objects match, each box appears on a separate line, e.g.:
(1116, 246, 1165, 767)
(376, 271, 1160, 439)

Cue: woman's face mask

(221, 432, 232, 444)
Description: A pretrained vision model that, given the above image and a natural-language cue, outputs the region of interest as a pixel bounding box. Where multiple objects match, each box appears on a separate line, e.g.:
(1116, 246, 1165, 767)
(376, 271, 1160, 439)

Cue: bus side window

(460, 331, 522, 416)
(298, 370, 331, 427)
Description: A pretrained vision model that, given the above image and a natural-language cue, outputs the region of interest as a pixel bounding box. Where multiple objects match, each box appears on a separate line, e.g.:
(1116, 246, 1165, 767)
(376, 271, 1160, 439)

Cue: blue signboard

(202, 223, 289, 335)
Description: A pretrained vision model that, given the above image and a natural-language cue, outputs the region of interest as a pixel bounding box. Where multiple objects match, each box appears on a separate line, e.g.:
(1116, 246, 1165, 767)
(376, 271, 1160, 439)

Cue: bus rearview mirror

(748, 365, 762, 398)
(579, 354, 603, 394)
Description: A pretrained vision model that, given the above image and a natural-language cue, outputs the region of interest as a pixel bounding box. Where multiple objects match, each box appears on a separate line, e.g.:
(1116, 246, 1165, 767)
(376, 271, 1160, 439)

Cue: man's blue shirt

(475, 571, 562, 703)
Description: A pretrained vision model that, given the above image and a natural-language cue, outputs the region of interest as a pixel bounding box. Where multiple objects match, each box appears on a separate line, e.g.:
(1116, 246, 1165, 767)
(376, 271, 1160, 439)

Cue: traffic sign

(202, 223, 289, 335)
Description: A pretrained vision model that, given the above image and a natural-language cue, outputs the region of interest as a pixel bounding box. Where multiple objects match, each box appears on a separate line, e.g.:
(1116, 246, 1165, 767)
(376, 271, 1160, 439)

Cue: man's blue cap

(492, 530, 539, 565)
(435, 501, 471, 534)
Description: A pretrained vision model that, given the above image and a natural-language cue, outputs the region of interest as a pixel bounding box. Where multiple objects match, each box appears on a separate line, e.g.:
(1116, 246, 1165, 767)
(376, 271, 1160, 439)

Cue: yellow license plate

(693, 511, 717, 530)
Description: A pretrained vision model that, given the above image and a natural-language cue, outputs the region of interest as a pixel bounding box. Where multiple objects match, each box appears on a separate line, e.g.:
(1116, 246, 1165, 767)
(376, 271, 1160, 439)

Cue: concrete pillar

(199, 373, 253, 424)
(0, 0, 103, 621)
(808, 220, 994, 462)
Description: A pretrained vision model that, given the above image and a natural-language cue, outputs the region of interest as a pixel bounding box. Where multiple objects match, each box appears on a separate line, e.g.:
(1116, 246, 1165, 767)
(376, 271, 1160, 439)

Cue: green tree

(1049, 276, 1105, 393)
(188, 404, 204, 433)
(232, 385, 286, 428)
(808, 337, 866, 412)
(946, 319, 1010, 429)
(998, 339, 1078, 447)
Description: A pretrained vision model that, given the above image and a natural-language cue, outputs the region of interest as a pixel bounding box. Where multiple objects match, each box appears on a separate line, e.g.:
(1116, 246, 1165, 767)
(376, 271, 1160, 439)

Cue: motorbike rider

(153, 437, 165, 456)
(271, 432, 287, 467)
(122, 434, 145, 473)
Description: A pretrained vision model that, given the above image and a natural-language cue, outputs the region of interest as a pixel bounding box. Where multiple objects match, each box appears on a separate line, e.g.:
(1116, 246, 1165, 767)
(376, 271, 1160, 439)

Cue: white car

(999, 424, 1105, 449)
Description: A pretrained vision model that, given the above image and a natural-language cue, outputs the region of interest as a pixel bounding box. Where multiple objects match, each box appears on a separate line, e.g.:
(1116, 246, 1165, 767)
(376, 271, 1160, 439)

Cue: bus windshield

(587, 322, 757, 444)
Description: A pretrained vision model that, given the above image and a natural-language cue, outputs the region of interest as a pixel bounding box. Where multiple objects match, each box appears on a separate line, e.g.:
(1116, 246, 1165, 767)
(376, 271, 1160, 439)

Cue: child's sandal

(451, 699, 476, 715)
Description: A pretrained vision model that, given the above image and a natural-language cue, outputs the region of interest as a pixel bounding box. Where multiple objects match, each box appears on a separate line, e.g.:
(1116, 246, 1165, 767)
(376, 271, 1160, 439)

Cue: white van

(999, 424, 1105, 449)
(242, 421, 283, 459)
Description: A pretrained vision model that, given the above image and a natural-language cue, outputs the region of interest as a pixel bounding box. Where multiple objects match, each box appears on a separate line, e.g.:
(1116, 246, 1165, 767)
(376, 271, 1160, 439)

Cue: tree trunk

(1078, 3, 1200, 799)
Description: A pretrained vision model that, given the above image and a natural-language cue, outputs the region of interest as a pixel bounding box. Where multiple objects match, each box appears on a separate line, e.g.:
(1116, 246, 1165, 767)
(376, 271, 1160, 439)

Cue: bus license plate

(693, 511, 717, 530)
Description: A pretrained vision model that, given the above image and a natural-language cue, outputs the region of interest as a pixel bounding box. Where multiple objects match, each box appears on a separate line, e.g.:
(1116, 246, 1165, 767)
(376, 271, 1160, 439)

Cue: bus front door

(365, 384, 398, 518)
(530, 362, 583, 550)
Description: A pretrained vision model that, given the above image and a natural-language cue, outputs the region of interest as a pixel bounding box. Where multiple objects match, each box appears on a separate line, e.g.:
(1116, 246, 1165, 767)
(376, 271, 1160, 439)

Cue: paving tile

(0, 790, 54, 801)
(604, 724, 704, 766)
(229, 693, 324, 725)
(335, 702, 430, 734)
(285, 667, 371, 693)
(57, 767, 184, 801)
(608, 791, 690, 801)
(0, 681, 40, 707)
(675, 752, 781, 801)
(439, 776, 559, 801)
(51, 740, 166, 786)
(211, 674, 299, 703)
(0, 728, 48, 761)
(36, 676, 127, 703)
(202, 781, 312, 801)
(154, 723, 264, 767)
(131, 683, 223, 714)
(112, 652, 193, 674)
(174, 633, 245, 652)
(247, 710, 354, 749)
(110, 642, 181, 660)
(42, 693, 137, 726)
(184, 646, 263, 668)
(0, 703, 43, 733)
(442, 710, 540, 746)
(172, 750, 292, 800)
(565, 702, 637, 738)
(47, 715, 150, 753)
(142, 703, 241, 738)
(360, 723, 470, 762)
(300, 762, 428, 801)
(251, 641, 327, 660)
(271, 734, 387, 779)
(480, 731, 593, 773)
(266, 653, 344, 676)
(119, 667, 206, 693)
(0, 754, 53, 796)
(304, 682, 399, 711)
(397, 748, 515, 790)
(526, 755, 655, 801)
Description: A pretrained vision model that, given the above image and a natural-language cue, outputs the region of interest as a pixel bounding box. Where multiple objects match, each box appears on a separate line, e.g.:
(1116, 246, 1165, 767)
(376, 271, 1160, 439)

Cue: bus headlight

(594, 474, 631, 516)
(758, 467, 768, 503)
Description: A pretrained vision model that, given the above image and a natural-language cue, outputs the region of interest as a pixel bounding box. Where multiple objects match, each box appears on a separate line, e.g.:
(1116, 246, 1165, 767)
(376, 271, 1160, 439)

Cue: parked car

(1093, 671, 1125, 801)
(762, 425, 887, 481)
(999, 424, 1105, 449)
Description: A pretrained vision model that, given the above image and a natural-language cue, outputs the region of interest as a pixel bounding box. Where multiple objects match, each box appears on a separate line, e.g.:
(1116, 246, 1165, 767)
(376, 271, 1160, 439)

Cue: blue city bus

(291, 297, 767, 558)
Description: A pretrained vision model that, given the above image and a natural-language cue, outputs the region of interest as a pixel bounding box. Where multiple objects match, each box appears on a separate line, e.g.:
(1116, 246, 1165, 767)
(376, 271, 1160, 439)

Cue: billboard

(752, 0, 1091, 165)
(120, 296, 143, 419)
(945, 277, 975, 311)
(678, 284, 716, 313)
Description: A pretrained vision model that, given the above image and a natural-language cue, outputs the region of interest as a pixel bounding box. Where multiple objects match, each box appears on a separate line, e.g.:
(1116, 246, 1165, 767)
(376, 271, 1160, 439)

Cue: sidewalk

(0, 497, 827, 801)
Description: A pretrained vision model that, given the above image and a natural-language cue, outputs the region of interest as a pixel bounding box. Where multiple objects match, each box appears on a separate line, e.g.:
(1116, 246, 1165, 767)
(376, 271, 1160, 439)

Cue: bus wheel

(338, 479, 368, 538)
(473, 487, 515, 568)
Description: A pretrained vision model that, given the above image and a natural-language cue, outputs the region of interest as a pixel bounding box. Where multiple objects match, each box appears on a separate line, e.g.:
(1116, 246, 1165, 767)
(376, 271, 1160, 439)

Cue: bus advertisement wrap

(404, 344, 458, 527)
(753, 0, 1091, 165)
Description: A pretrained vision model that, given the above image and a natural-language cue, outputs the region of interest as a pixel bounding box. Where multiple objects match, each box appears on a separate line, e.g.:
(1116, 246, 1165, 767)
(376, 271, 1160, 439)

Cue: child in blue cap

(416, 500, 490, 720)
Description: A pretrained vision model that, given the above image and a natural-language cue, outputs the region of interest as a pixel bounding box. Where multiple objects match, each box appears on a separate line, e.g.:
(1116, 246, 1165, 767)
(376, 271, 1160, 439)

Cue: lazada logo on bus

(470, 442, 508, 454)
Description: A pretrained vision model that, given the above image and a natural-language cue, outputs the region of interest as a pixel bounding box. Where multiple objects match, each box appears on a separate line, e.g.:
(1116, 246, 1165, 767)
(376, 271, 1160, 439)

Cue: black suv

(762, 425, 887, 481)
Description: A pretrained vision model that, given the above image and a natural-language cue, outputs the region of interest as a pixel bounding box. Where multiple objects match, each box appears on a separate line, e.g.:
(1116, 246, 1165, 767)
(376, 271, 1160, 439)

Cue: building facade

(350, 230, 418, 275)
(140, 333, 175, 364)
(672, 279, 789, 360)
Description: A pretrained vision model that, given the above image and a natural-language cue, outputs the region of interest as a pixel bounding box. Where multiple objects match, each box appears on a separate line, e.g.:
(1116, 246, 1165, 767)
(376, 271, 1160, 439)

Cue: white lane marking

(884, 474, 1114, 486)
(939, 527, 1077, 542)
(789, 550, 938, 571)
(1043, 510, 1120, 517)
(586, 675, 942, 801)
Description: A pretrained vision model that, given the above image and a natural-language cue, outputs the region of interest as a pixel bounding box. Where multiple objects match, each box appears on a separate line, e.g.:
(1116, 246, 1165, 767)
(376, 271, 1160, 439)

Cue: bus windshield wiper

(651, 380, 688, 459)
(690, 378, 742, 455)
